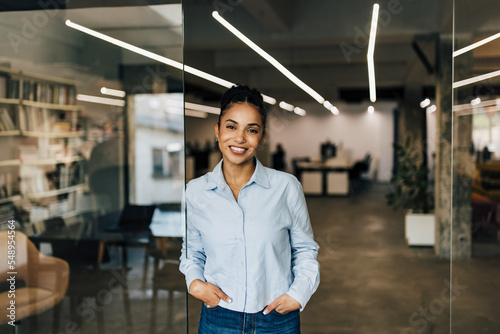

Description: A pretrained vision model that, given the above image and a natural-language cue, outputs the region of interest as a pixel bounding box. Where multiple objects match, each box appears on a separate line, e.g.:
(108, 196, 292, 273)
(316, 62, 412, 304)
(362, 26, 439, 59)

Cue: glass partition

(452, 0, 500, 332)
(0, 2, 186, 334)
(183, 1, 452, 333)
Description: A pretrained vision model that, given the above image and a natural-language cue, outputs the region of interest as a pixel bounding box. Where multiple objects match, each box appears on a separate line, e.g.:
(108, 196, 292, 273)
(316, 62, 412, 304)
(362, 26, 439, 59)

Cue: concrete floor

(2, 183, 499, 333)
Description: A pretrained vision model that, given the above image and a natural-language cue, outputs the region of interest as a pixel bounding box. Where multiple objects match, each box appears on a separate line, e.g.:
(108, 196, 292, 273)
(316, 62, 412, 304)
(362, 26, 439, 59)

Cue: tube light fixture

(453, 69, 500, 89)
(279, 101, 295, 112)
(367, 106, 374, 114)
(294, 107, 306, 116)
(420, 98, 431, 108)
(323, 101, 341, 115)
(185, 102, 220, 114)
(65, 20, 276, 105)
(185, 110, 209, 118)
(187, 110, 209, 118)
(453, 31, 500, 57)
(212, 11, 327, 107)
(367, 4, 379, 103)
(470, 97, 481, 106)
(323, 100, 333, 110)
(100, 87, 126, 98)
(427, 105, 437, 113)
(76, 94, 125, 107)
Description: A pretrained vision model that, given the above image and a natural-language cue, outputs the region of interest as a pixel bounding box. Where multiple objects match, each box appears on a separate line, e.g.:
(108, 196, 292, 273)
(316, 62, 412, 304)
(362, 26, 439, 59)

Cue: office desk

(296, 160, 351, 196)
(27, 207, 184, 268)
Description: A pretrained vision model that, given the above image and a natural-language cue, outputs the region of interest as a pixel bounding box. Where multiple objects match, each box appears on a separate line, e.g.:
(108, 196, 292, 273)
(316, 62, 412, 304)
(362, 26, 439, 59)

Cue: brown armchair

(0, 231, 69, 331)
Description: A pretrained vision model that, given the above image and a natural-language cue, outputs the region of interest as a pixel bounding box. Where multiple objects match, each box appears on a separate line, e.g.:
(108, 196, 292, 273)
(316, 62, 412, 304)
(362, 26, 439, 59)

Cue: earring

(215, 137, 218, 142)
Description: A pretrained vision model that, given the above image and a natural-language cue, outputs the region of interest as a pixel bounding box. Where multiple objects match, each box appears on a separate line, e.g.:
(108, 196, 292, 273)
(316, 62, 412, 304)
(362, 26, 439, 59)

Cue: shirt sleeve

(179, 186, 207, 291)
(285, 178, 320, 311)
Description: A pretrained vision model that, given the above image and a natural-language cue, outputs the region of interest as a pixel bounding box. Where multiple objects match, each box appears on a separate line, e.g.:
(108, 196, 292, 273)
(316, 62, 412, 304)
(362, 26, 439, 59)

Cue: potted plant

(386, 136, 435, 246)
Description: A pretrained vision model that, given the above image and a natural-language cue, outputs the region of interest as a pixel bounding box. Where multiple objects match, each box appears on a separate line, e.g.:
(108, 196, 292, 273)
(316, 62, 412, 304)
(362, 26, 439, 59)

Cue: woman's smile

(229, 146, 248, 155)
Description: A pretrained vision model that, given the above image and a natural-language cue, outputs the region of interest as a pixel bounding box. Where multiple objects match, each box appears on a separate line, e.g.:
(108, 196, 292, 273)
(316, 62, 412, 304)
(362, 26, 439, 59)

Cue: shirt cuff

(286, 278, 314, 311)
(185, 267, 206, 292)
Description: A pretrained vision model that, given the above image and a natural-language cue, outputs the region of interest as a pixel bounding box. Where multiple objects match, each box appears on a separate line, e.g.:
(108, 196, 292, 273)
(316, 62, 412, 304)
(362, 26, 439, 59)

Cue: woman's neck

(222, 158, 256, 190)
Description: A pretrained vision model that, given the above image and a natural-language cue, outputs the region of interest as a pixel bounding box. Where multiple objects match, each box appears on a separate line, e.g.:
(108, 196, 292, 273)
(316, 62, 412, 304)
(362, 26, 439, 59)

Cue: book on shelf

(46, 162, 82, 189)
(0, 202, 18, 229)
(52, 121, 72, 133)
(8, 79, 20, 99)
(21, 106, 48, 132)
(20, 166, 50, 195)
(0, 75, 7, 99)
(16, 79, 74, 105)
(0, 108, 16, 131)
(0, 173, 14, 199)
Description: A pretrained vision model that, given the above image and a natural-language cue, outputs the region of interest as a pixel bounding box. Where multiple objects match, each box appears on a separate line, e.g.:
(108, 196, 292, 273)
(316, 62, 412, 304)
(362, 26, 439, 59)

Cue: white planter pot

(405, 213, 435, 246)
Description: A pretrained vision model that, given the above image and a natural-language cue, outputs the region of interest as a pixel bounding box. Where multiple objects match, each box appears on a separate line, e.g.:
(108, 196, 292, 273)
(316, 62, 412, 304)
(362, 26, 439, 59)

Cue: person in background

(180, 85, 320, 334)
(271, 143, 286, 171)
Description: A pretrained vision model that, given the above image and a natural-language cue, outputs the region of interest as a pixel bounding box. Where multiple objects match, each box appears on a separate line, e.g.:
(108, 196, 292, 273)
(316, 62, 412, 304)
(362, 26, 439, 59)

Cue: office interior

(0, 0, 499, 333)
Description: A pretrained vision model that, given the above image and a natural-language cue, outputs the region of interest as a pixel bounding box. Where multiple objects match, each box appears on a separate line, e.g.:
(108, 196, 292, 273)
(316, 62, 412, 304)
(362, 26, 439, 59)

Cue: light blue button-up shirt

(179, 158, 320, 313)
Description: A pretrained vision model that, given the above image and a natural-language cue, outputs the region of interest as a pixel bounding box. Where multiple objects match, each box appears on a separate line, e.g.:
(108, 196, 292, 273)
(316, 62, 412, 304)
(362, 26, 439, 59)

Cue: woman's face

(215, 102, 265, 168)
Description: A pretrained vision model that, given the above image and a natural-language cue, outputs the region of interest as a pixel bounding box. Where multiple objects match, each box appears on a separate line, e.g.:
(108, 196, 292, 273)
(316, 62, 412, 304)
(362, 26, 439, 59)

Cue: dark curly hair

(218, 85, 267, 133)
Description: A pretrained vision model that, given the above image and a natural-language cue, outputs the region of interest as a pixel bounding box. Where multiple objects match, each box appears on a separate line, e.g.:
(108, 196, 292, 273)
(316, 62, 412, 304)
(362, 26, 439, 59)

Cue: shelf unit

(0, 67, 86, 230)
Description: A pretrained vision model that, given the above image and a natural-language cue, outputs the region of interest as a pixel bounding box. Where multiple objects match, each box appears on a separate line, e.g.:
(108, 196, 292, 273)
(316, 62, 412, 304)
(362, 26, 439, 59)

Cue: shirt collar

(205, 158, 270, 190)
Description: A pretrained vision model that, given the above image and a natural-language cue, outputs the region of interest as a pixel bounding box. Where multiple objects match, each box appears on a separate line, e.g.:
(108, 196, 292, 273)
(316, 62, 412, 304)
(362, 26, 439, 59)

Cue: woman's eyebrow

(224, 119, 261, 128)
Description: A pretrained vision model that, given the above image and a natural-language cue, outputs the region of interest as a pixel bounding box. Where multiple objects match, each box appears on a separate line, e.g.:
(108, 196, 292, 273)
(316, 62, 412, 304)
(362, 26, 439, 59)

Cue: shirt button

(240, 261, 243, 265)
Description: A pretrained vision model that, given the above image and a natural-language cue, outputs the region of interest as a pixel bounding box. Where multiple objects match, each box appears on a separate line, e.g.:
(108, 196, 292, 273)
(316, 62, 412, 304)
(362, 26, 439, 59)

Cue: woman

(180, 85, 320, 334)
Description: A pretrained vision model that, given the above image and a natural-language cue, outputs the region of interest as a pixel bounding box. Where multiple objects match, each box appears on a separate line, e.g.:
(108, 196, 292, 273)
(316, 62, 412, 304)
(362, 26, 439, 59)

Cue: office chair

(0, 231, 69, 334)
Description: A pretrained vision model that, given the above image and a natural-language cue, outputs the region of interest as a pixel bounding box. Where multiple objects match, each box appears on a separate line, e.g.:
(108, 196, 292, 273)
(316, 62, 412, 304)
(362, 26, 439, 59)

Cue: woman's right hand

(189, 279, 232, 307)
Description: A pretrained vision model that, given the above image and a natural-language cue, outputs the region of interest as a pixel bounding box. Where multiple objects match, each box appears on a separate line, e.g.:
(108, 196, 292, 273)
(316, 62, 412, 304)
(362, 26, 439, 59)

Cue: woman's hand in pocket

(263, 294, 301, 315)
(189, 279, 232, 307)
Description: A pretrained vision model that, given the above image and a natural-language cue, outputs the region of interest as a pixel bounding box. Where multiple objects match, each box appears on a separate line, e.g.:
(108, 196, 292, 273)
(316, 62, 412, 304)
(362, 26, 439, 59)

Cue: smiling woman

(180, 85, 320, 334)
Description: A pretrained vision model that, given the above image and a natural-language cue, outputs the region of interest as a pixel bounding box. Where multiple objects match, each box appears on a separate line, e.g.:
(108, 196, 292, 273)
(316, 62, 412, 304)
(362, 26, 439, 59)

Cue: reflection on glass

(0, 3, 185, 334)
(453, 0, 500, 332)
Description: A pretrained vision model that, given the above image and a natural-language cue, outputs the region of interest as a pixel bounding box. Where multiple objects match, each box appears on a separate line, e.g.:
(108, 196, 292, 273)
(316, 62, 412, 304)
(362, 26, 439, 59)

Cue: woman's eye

(226, 125, 236, 130)
(248, 129, 258, 134)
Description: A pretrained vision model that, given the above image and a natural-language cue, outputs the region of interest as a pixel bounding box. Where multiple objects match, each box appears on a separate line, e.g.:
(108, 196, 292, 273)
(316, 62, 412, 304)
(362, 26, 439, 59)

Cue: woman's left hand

(263, 294, 301, 315)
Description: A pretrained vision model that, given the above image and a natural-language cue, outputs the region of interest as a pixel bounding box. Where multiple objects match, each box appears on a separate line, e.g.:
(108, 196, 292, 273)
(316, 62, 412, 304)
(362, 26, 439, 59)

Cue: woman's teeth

(231, 147, 245, 152)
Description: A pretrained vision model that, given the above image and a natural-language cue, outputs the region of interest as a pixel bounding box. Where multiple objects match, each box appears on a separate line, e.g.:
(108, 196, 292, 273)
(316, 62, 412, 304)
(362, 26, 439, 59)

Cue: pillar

(434, 35, 473, 259)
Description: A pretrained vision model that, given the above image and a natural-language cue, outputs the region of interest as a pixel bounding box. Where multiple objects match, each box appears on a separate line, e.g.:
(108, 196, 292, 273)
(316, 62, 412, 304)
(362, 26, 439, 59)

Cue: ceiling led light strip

(185, 110, 208, 118)
(453, 31, 500, 57)
(212, 11, 326, 106)
(101, 87, 126, 97)
(367, 4, 379, 103)
(279, 101, 295, 112)
(185, 102, 220, 114)
(453, 69, 500, 89)
(76, 94, 125, 107)
(65, 20, 276, 105)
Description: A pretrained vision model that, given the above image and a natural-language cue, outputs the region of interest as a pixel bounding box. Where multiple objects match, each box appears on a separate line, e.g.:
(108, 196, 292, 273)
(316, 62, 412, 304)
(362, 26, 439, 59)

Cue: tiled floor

(2, 183, 499, 333)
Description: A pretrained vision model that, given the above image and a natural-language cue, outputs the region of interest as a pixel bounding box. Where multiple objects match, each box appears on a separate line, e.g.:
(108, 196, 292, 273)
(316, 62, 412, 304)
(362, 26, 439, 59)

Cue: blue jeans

(199, 304, 300, 334)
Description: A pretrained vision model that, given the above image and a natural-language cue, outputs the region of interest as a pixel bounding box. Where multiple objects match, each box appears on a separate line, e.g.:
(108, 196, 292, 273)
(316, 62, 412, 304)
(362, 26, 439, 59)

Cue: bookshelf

(0, 67, 87, 232)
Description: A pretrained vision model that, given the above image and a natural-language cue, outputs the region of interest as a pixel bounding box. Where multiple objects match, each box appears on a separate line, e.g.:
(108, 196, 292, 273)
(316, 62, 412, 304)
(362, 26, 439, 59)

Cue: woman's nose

(234, 130, 246, 143)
